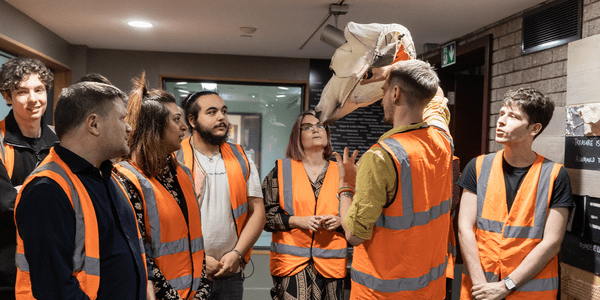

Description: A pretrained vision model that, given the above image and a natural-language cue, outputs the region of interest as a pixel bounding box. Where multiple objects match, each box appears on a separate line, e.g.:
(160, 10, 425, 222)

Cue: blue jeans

(209, 271, 244, 300)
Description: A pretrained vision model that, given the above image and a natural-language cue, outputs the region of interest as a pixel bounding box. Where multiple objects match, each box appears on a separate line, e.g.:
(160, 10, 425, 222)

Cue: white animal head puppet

(315, 22, 416, 123)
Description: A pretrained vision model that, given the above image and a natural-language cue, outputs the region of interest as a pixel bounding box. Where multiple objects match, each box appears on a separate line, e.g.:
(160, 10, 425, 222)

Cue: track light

(320, 25, 346, 48)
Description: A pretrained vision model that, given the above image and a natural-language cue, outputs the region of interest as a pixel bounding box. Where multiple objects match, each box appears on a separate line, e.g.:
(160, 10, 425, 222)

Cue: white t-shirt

(193, 146, 262, 260)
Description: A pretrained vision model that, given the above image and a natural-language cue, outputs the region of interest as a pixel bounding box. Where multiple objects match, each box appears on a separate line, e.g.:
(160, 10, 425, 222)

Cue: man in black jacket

(0, 57, 57, 299)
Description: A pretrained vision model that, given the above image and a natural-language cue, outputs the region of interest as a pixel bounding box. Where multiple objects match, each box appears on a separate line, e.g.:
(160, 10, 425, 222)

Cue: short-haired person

(262, 110, 347, 300)
(14, 82, 148, 299)
(337, 59, 453, 299)
(457, 88, 573, 300)
(178, 91, 265, 299)
(113, 74, 210, 300)
(0, 57, 57, 299)
(76, 73, 112, 85)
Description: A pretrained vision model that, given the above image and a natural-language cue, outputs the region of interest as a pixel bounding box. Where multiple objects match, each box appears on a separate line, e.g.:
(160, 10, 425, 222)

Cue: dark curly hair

(501, 87, 554, 139)
(0, 58, 54, 104)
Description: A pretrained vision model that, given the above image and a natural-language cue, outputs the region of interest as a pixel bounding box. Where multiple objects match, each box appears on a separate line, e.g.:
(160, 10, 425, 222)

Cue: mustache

(215, 123, 228, 129)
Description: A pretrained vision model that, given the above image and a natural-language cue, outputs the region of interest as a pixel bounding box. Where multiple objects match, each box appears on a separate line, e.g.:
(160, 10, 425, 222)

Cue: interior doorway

(425, 35, 492, 171)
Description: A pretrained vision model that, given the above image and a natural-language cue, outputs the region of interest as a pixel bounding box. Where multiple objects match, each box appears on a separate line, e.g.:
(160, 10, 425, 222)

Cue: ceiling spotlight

(321, 24, 346, 48)
(201, 83, 218, 90)
(128, 21, 153, 28)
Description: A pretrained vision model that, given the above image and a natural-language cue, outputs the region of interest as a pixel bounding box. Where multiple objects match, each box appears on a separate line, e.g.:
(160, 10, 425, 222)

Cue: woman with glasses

(262, 110, 347, 300)
(112, 74, 210, 300)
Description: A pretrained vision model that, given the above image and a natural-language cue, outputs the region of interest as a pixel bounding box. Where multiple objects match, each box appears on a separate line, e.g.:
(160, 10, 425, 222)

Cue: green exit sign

(442, 41, 456, 68)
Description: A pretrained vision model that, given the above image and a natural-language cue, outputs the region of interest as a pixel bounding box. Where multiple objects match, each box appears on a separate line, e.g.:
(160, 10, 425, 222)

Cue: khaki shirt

(345, 95, 450, 240)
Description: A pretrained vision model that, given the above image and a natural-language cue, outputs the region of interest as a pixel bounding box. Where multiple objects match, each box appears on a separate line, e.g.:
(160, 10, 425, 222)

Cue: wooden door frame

(420, 34, 492, 154)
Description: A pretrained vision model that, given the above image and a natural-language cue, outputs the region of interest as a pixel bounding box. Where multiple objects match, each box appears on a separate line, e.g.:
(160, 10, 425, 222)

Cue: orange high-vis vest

(0, 120, 15, 177)
(177, 137, 251, 262)
(460, 150, 561, 300)
(115, 159, 204, 300)
(351, 125, 453, 300)
(270, 158, 347, 278)
(14, 149, 147, 300)
(447, 220, 457, 279)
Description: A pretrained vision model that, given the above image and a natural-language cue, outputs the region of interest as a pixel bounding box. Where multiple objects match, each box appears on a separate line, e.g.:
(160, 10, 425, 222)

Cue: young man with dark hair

(0, 57, 57, 299)
(457, 87, 573, 299)
(178, 91, 265, 299)
(14, 82, 148, 299)
(337, 59, 453, 299)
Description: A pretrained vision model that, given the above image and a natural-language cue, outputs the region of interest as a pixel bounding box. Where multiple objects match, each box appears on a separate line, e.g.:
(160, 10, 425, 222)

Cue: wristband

(230, 249, 245, 264)
(337, 187, 355, 197)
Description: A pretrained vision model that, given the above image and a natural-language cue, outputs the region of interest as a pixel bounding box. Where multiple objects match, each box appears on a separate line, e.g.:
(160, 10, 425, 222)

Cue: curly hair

(0, 58, 54, 101)
(501, 87, 554, 138)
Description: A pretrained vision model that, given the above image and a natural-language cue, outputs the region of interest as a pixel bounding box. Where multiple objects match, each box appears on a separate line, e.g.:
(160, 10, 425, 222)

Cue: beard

(194, 119, 230, 146)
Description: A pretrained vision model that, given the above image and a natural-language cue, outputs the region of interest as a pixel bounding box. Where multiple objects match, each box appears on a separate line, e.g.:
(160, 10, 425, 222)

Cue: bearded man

(177, 91, 265, 300)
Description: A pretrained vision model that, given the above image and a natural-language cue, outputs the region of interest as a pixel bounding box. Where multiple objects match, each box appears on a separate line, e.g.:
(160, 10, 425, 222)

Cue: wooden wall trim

(0, 33, 69, 71)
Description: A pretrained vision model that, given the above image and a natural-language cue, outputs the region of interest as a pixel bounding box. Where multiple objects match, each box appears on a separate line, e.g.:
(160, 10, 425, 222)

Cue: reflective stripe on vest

(118, 161, 203, 292)
(476, 153, 555, 239)
(225, 142, 249, 180)
(270, 242, 347, 259)
(377, 130, 452, 230)
(16, 160, 100, 276)
(280, 158, 294, 215)
(352, 257, 448, 293)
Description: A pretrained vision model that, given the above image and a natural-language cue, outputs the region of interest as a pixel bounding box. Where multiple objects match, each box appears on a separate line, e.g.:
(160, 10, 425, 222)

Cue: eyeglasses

(301, 122, 326, 131)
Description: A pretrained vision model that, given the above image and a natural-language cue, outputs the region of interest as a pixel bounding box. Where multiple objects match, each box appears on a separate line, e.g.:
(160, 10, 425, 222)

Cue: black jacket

(0, 110, 57, 295)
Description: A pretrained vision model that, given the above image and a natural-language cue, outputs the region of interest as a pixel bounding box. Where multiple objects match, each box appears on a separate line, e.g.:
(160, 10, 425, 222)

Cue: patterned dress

(262, 161, 346, 300)
(114, 157, 211, 300)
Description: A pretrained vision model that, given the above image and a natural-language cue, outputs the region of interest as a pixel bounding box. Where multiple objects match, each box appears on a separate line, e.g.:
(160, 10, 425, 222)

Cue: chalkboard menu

(309, 59, 392, 158)
(564, 136, 600, 170)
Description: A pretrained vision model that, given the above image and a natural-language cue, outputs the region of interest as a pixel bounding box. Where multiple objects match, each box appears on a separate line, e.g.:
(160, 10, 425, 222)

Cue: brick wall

(422, 0, 600, 156)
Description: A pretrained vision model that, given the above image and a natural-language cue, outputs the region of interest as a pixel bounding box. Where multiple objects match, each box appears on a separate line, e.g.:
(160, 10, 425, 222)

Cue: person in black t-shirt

(457, 87, 573, 300)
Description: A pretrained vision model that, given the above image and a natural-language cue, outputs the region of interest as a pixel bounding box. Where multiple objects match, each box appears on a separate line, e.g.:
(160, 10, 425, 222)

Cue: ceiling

(6, 0, 546, 60)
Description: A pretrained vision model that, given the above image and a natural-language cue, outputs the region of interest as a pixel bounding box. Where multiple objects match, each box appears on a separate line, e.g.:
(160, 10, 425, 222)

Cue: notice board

(308, 59, 391, 158)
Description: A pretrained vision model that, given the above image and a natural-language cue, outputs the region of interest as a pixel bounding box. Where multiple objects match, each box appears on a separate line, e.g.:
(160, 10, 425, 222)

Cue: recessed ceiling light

(128, 21, 153, 28)
(278, 87, 289, 90)
(176, 82, 187, 85)
(201, 83, 218, 90)
(276, 95, 286, 98)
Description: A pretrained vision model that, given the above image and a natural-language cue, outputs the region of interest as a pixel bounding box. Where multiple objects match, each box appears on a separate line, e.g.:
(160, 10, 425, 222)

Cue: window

(0, 50, 13, 120)
(163, 78, 306, 248)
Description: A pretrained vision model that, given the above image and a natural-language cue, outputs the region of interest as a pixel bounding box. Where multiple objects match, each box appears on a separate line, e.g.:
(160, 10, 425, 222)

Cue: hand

(332, 147, 359, 189)
(146, 280, 156, 300)
(320, 215, 341, 231)
(299, 215, 323, 232)
(471, 281, 511, 300)
(213, 251, 240, 279)
(205, 255, 223, 281)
